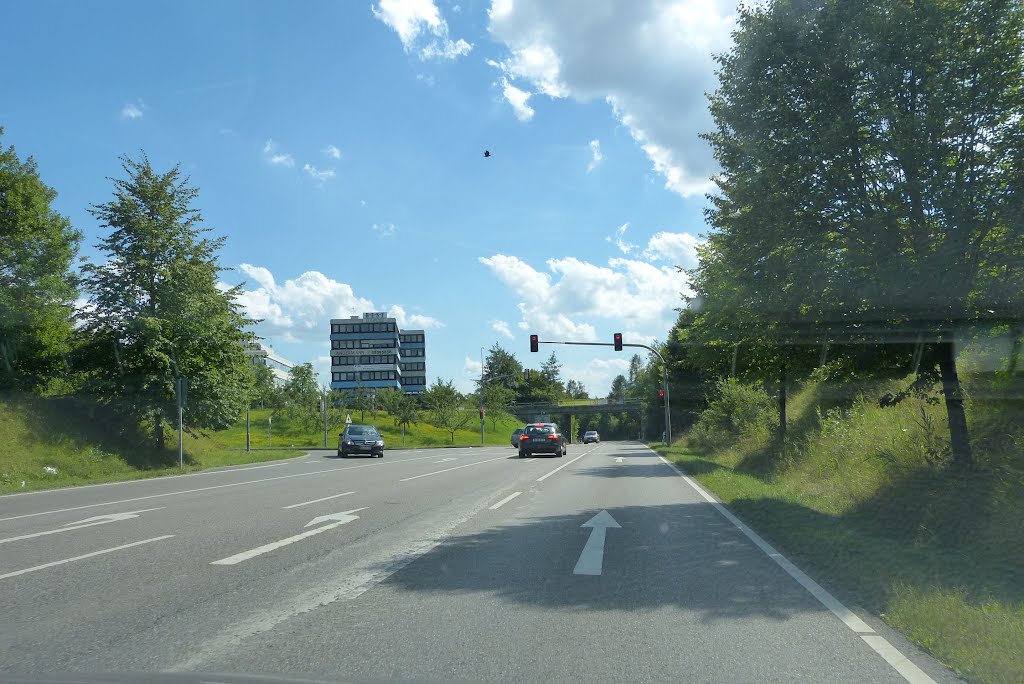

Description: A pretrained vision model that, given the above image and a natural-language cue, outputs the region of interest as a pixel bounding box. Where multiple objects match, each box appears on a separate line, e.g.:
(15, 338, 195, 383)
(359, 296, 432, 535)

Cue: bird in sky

(483, 150, 491, 158)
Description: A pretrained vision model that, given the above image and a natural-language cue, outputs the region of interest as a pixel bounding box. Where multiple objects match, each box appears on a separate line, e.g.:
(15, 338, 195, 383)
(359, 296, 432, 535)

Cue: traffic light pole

(531, 340, 672, 445)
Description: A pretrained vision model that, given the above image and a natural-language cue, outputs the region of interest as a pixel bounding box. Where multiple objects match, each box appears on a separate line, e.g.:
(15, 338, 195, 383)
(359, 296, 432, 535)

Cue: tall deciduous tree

(565, 379, 589, 399)
(280, 363, 322, 431)
(482, 343, 524, 392)
(693, 0, 1024, 465)
(80, 154, 252, 450)
(424, 378, 473, 444)
(0, 130, 81, 390)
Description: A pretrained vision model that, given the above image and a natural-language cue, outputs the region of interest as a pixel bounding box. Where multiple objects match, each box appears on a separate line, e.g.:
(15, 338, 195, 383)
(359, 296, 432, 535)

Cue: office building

(329, 312, 427, 394)
(244, 342, 296, 385)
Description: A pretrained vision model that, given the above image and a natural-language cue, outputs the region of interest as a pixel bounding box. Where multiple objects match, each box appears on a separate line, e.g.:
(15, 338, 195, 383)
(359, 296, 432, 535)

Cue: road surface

(0, 442, 958, 683)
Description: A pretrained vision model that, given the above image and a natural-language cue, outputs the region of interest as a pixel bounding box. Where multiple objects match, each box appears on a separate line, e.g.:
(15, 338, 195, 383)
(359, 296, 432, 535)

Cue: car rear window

(526, 426, 554, 435)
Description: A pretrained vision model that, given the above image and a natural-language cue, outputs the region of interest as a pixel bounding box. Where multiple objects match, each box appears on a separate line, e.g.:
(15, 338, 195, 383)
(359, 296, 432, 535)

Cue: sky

(2, 0, 738, 396)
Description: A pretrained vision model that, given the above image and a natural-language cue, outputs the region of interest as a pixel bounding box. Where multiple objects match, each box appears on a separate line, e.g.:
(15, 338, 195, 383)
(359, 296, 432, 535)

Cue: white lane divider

(282, 492, 355, 510)
(211, 508, 367, 566)
(489, 492, 521, 510)
(433, 457, 457, 464)
(0, 535, 175, 581)
(0, 453, 444, 523)
(535, 445, 601, 483)
(399, 455, 509, 482)
(0, 508, 164, 545)
(650, 448, 936, 684)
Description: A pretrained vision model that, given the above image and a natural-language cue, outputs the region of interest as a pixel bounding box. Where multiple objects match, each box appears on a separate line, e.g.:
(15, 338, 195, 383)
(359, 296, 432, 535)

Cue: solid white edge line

(652, 453, 874, 633)
(398, 455, 509, 482)
(0, 453, 444, 523)
(489, 491, 522, 510)
(650, 447, 937, 684)
(282, 491, 355, 510)
(0, 535, 175, 580)
(860, 636, 937, 684)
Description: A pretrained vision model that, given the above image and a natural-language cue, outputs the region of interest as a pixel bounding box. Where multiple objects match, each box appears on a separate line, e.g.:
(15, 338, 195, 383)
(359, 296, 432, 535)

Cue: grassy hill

(656, 364, 1024, 683)
(0, 394, 524, 495)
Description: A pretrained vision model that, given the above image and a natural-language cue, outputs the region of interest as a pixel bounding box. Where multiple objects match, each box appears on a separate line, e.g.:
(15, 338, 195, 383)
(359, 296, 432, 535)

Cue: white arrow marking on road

(0, 508, 164, 546)
(433, 457, 456, 464)
(210, 508, 367, 566)
(573, 510, 621, 576)
(615, 457, 624, 463)
(305, 507, 367, 528)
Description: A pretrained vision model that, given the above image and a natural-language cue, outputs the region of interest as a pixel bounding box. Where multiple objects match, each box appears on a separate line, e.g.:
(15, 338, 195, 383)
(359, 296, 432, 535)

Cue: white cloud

(642, 231, 703, 269)
(605, 222, 635, 255)
(236, 264, 373, 341)
(263, 139, 295, 168)
(587, 139, 604, 172)
(487, 0, 734, 197)
(499, 77, 534, 122)
(457, 356, 483, 393)
(479, 252, 686, 343)
(303, 163, 336, 183)
(372, 222, 397, 238)
(120, 101, 145, 120)
(491, 319, 514, 339)
(373, 0, 473, 61)
(561, 358, 632, 398)
(390, 303, 445, 330)
(323, 144, 342, 159)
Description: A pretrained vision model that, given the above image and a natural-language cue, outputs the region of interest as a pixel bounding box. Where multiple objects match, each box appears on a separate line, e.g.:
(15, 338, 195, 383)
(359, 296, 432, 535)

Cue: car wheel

(519, 450, 526, 458)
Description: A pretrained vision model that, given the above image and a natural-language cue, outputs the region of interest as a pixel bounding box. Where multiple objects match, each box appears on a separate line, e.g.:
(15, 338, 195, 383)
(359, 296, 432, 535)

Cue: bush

(689, 378, 778, 450)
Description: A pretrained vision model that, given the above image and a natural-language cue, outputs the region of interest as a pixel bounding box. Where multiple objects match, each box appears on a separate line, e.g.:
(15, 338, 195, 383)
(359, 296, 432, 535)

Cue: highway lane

(0, 443, 578, 673)
(0, 442, 957, 682)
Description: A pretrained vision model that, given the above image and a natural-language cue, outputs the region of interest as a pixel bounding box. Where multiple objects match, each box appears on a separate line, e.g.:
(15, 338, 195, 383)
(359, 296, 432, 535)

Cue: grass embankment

(656, 370, 1024, 683)
(0, 394, 523, 495)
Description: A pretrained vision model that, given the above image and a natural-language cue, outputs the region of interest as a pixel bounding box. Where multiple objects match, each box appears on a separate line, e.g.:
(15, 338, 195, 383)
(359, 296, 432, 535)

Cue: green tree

(249, 360, 278, 409)
(391, 392, 420, 446)
(375, 386, 404, 416)
(0, 130, 82, 391)
(482, 343, 524, 392)
(540, 351, 564, 396)
(280, 363, 322, 432)
(80, 154, 252, 450)
(565, 379, 588, 399)
(608, 374, 628, 403)
(694, 0, 1024, 464)
(424, 378, 473, 444)
(483, 383, 516, 430)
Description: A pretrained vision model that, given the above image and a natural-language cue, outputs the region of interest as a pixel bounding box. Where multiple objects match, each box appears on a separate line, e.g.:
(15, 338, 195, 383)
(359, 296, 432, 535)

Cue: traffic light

(479, 408, 485, 419)
(524, 369, 531, 381)
(530, 334, 539, 352)
(613, 332, 623, 351)
(658, 389, 666, 406)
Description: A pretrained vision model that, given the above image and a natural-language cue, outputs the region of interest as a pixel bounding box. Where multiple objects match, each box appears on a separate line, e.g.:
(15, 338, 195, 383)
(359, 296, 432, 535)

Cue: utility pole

(322, 395, 328, 448)
(479, 347, 485, 446)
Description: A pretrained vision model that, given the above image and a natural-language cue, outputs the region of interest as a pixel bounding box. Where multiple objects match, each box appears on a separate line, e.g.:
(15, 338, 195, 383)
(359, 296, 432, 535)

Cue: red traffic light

(479, 408, 485, 418)
(613, 332, 623, 351)
(530, 334, 539, 352)
(658, 390, 665, 397)
(658, 389, 666, 406)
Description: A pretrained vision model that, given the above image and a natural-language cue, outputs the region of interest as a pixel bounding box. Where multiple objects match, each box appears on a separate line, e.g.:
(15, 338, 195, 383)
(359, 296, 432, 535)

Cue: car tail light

(520, 434, 529, 440)
(547, 435, 558, 440)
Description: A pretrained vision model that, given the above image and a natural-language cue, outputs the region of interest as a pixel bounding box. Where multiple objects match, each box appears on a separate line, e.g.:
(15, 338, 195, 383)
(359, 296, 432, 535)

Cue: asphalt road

(0, 442, 959, 683)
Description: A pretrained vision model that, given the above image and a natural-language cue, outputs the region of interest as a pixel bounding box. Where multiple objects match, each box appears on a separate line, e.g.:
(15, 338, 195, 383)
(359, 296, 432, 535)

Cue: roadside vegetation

(656, 357, 1024, 683)
(0, 392, 525, 494)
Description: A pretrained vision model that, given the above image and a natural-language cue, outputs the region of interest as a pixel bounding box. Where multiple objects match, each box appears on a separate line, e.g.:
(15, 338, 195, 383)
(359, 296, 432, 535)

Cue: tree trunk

(154, 412, 165, 451)
(1006, 327, 1021, 376)
(779, 364, 787, 439)
(936, 339, 972, 467)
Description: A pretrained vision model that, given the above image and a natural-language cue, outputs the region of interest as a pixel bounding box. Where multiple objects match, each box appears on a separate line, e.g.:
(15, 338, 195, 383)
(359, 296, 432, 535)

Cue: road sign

(175, 377, 188, 408)
(345, 413, 353, 424)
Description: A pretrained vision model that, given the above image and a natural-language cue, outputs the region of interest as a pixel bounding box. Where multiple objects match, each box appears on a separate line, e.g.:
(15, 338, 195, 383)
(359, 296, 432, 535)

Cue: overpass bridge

(508, 398, 643, 422)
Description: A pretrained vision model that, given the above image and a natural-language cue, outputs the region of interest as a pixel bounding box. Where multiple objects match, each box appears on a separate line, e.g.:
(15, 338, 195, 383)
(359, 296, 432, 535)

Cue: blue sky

(3, 0, 738, 395)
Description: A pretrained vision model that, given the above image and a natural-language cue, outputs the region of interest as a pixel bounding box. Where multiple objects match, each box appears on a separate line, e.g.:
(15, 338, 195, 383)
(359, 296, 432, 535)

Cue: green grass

(0, 394, 525, 495)
(655, 373, 1024, 683)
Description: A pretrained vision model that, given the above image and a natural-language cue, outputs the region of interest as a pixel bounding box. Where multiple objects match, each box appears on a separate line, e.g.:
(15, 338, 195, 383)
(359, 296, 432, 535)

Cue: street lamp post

(479, 347, 485, 447)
